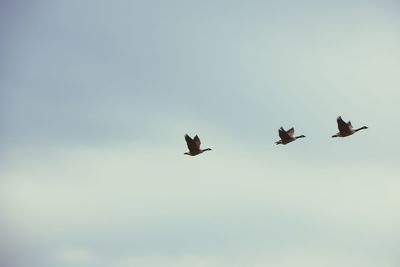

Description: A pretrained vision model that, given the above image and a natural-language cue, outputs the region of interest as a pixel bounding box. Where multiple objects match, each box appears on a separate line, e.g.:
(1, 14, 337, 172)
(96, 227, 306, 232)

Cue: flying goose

(275, 127, 306, 145)
(184, 134, 212, 156)
(332, 116, 368, 138)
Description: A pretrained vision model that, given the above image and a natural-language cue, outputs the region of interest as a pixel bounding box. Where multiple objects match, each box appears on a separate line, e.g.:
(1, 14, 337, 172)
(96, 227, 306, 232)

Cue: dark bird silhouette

(184, 134, 212, 156)
(275, 127, 306, 145)
(332, 116, 368, 138)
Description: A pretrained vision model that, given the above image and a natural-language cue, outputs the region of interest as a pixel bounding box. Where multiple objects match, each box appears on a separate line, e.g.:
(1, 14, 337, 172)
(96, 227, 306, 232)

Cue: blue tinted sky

(1, 0, 400, 266)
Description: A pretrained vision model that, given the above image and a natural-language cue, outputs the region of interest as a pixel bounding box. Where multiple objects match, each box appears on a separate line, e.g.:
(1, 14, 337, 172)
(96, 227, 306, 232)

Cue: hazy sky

(1, 0, 400, 266)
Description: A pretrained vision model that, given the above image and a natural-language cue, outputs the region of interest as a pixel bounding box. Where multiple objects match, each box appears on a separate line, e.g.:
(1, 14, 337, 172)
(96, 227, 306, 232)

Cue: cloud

(1, 139, 400, 266)
(1, 1, 400, 267)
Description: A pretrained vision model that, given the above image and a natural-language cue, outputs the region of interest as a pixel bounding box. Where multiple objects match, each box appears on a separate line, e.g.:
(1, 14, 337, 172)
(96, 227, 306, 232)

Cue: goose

(184, 134, 212, 156)
(332, 116, 368, 138)
(275, 127, 306, 145)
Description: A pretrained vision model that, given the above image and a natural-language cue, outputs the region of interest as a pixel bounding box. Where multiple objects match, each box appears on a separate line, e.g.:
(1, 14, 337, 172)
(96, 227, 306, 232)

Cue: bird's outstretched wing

(286, 127, 295, 137)
(193, 135, 201, 148)
(337, 116, 350, 133)
(347, 121, 353, 129)
(278, 127, 291, 140)
(185, 134, 199, 153)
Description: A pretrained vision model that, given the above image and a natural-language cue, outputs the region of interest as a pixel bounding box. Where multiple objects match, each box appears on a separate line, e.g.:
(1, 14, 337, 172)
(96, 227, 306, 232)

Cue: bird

(184, 134, 212, 156)
(275, 127, 306, 145)
(332, 116, 368, 138)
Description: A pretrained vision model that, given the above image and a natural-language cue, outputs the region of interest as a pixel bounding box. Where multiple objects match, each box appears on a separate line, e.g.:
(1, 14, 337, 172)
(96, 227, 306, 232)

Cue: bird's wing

(279, 127, 291, 140)
(185, 134, 198, 153)
(193, 135, 201, 148)
(286, 127, 295, 137)
(347, 121, 353, 129)
(337, 116, 350, 133)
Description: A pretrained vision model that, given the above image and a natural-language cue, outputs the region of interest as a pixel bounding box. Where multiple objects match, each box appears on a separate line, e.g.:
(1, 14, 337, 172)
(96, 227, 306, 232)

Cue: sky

(1, 0, 400, 266)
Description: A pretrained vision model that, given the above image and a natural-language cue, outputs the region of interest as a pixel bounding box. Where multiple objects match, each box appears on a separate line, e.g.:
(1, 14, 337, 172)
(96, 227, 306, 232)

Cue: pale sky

(1, 0, 400, 267)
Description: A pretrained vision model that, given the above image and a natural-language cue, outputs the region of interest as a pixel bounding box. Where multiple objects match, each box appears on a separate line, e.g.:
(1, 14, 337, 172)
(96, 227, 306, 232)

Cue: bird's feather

(193, 135, 201, 148)
(286, 127, 295, 137)
(278, 127, 291, 140)
(337, 116, 351, 133)
(347, 121, 353, 129)
(185, 134, 200, 154)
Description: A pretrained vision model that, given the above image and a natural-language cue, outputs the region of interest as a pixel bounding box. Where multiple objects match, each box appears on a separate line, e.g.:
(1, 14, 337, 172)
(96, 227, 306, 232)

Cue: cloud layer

(1, 0, 400, 266)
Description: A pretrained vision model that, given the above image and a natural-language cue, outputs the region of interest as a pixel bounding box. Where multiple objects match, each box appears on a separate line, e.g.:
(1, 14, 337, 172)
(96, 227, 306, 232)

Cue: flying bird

(332, 116, 368, 138)
(275, 127, 306, 145)
(184, 134, 212, 156)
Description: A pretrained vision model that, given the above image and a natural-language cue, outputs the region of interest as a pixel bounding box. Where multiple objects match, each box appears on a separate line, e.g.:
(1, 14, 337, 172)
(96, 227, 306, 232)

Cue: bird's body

(275, 127, 305, 145)
(332, 116, 368, 138)
(184, 134, 212, 156)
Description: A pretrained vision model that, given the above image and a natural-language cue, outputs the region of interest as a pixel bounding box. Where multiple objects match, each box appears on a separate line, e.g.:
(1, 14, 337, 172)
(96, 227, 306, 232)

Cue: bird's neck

(354, 126, 367, 132)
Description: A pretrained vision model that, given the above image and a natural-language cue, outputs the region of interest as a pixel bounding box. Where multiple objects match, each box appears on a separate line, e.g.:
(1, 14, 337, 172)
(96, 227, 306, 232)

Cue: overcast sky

(1, 0, 400, 266)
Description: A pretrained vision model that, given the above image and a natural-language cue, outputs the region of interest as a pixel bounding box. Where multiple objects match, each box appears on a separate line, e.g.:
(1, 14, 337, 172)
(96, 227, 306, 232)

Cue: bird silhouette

(184, 134, 212, 156)
(275, 127, 306, 145)
(332, 116, 368, 138)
